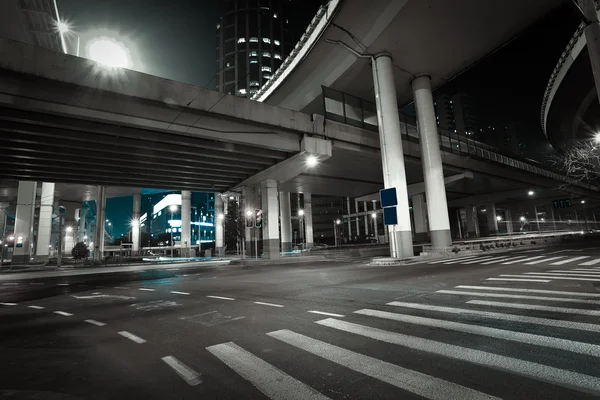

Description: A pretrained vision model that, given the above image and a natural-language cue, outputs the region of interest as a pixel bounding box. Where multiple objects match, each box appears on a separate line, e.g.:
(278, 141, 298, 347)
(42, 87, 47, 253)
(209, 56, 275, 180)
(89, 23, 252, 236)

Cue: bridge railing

(321, 86, 597, 192)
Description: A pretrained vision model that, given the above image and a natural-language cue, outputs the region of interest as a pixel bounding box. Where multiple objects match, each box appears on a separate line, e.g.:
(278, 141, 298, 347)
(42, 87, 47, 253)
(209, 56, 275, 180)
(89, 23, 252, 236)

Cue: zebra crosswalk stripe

(443, 256, 488, 265)
(480, 256, 526, 265)
(502, 256, 545, 264)
(436, 290, 600, 305)
(523, 272, 600, 278)
(578, 258, 600, 266)
(387, 301, 600, 333)
(354, 308, 600, 357)
(428, 256, 480, 264)
(455, 285, 600, 298)
(267, 329, 498, 400)
(466, 300, 600, 317)
(550, 256, 590, 265)
(206, 342, 329, 400)
(461, 256, 504, 264)
(315, 318, 600, 395)
(499, 274, 600, 282)
(525, 256, 565, 265)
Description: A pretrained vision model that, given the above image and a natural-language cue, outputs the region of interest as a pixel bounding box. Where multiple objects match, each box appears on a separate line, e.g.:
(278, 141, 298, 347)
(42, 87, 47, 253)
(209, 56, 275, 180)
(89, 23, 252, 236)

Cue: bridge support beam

(304, 193, 314, 249)
(132, 191, 141, 254)
(94, 185, 106, 261)
(279, 191, 292, 253)
(486, 203, 499, 235)
(412, 74, 452, 249)
(13, 181, 37, 264)
(243, 186, 258, 257)
(372, 53, 413, 258)
(261, 180, 280, 259)
(215, 194, 225, 256)
(35, 182, 55, 261)
(363, 201, 369, 236)
(465, 205, 479, 238)
(181, 191, 191, 256)
(412, 194, 428, 243)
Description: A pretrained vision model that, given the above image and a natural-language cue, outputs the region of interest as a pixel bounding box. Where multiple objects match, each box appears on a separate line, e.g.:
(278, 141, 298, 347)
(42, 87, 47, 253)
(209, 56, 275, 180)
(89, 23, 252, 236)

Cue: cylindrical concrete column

(181, 190, 191, 256)
(261, 180, 280, 259)
(13, 181, 37, 264)
(35, 182, 55, 261)
(363, 201, 369, 236)
(346, 197, 352, 239)
(215, 194, 225, 256)
(465, 205, 479, 238)
(412, 194, 428, 243)
(94, 185, 106, 261)
(371, 200, 378, 240)
(372, 54, 413, 258)
(132, 191, 141, 254)
(279, 191, 292, 252)
(242, 186, 257, 257)
(505, 210, 514, 234)
(354, 199, 360, 236)
(304, 193, 314, 248)
(412, 75, 451, 248)
(486, 203, 498, 236)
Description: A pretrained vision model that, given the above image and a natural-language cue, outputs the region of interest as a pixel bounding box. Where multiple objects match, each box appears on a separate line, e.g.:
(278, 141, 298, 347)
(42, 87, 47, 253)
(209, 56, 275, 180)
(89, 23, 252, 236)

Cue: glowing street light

(298, 209, 305, 217)
(336, 219, 341, 225)
(306, 155, 318, 167)
(229, 196, 235, 200)
(581, 200, 586, 204)
(528, 190, 534, 196)
(169, 204, 178, 213)
(56, 21, 80, 56)
(595, 132, 600, 143)
(520, 216, 526, 222)
(246, 210, 253, 217)
(496, 215, 502, 222)
(8, 236, 14, 241)
(217, 213, 225, 220)
(371, 213, 377, 219)
(88, 37, 130, 68)
(66, 226, 73, 233)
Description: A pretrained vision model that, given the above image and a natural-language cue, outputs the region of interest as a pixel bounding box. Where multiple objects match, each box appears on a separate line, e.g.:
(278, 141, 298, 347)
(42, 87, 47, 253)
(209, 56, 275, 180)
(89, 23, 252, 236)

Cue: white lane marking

(315, 318, 600, 395)
(443, 256, 491, 265)
(71, 294, 134, 300)
(85, 319, 106, 326)
(500, 274, 600, 282)
(480, 256, 526, 265)
(549, 269, 600, 274)
(54, 311, 73, 316)
(437, 290, 600, 305)
(486, 278, 550, 282)
(579, 258, 600, 266)
(206, 341, 329, 400)
(29, 282, 44, 285)
(267, 330, 496, 400)
(27, 305, 44, 309)
(467, 300, 600, 317)
(162, 356, 202, 386)
(524, 272, 600, 278)
(253, 301, 284, 308)
(0, 302, 17, 306)
(462, 256, 505, 264)
(501, 255, 545, 264)
(550, 256, 591, 265)
(56, 283, 69, 286)
(138, 288, 155, 291)
(118, 331, 146, 343)
(307, 311, 345, 318)
(167, 268, 180, 271)
(114, 286, 128, 289)
(355, 308, 600, 357)
(171, 291, 190, 295)
(520, 249, 544, 253)
(428, 256, 480, 264)
(388, 301, 600, 333)
(207, 295, 235, 301)
(525, 256, 566, 265)
(2, 283, 18, 286)
(456, 285, 600, 298)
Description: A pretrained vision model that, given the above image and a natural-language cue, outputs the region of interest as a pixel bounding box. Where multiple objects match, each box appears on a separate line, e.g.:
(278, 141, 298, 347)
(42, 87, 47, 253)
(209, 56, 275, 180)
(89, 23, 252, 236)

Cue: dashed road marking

(207, 295, 235, 301)
(486, 278, 550, 282)
(254, 301, 284, 308)
(27, 305, 44, 309)
(54, 311, 73, 316)
(162, 356, 202, 386)
(56, 283, 69, 286)
(171, 291, 190, 295)
(0, 302, 17, 306)
(307, 311, 345, 318)
(85, 319, 106, 326)
(114, 286, 128, 289)
(139, 288, 155, 291)
(2, 283, 18, 286)
(118, 331, 146, 343)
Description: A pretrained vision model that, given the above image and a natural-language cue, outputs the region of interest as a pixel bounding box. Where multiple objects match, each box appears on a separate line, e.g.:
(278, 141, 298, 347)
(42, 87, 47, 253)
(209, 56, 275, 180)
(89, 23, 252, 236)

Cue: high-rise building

(452, 93, 478, 136)
(434, 93, 455, 133)
(216, 0, 323, 97)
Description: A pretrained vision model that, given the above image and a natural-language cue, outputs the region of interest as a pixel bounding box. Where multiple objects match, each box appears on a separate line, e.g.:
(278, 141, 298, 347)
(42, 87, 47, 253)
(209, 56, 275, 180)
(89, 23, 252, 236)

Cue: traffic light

(245, 209, 255, 228)
(255, 209, 262, 229)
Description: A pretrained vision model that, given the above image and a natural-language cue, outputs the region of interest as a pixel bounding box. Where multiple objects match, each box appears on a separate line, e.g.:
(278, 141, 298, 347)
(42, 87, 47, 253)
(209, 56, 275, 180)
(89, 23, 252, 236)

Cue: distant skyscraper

(215, 0, 323, 98)
(434, 93, 455, 133)
(452, 93, 478, 136)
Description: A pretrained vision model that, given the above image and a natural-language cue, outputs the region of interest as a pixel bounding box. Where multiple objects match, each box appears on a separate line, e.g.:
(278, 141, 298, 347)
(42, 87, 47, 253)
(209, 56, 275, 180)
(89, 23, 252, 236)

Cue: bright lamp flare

(595, 132, 600, 143)
(88, 37, 130, 68)
(57, 21, 70, 33)
(306, 155, 318, 167)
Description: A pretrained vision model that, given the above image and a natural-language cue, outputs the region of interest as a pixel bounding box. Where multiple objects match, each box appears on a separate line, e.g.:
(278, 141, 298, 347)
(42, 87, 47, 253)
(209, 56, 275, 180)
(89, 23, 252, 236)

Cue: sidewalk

(0, 259, 232, 281)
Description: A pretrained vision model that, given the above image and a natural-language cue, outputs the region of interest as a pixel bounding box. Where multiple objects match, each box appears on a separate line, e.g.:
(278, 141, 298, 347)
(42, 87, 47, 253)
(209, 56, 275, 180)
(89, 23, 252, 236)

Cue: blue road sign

(383, 207, 398, 225)
(380, 188, 398, 208)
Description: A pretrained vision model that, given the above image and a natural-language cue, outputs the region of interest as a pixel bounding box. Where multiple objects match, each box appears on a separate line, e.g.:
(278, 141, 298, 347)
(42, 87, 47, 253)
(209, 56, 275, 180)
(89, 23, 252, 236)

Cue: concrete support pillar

(215, 194, 225, 256)
(363, 201, 369, 236)
(346, 197, 352, 238)
(261, 180, 280, 259)
(13, 181, 37, 264)
(64, 215, 75, 255)
(35, 182, 55, 261)
(465, 205, 479, 238)
(279, 191, 292, 252)
(94, 185, 106, 261)
(372, 53, 413, 258)
(412, 194, 428, 242)
(132, 191, 141, 254)
(371, 200, 378, 240)
(412, 75, 451, 248)
(486, 203, 498, 236)
(242, 187, 258, 257)
(181, 190, 191, 256)
(304, 193, 314, 248)
(506, 210, 514, 234)
(354, 199, 360, 236)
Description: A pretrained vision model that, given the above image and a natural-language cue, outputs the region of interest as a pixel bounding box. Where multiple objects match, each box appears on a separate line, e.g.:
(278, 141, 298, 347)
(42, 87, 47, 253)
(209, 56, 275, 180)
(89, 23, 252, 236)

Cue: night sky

(56, 1, 582, 233)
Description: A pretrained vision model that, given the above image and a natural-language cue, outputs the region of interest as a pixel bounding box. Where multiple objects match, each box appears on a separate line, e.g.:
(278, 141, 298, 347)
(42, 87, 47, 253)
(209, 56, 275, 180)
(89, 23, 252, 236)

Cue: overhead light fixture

(306, 155, 318, 167)
(528, 190, 534, 196)
(298, 209, 305, 216)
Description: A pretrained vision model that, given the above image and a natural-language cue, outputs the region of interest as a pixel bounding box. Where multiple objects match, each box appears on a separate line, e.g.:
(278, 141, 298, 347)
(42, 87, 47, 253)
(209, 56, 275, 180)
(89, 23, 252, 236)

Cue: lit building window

(274, 53, 281, 60)
(250, 58, 258, 64)
(274, 40, 280, 46)
(261, 66, 271, 72)
(237, 37, 246, 43)
(264, 74, 272, 79)
(262, 52, 271, 57)
(249, 51, 258, 57)
(263, 37, 271, 44)
(249, 37, 259, 42)
(250, 80, 260, 87)
(238, 88, 247, 95)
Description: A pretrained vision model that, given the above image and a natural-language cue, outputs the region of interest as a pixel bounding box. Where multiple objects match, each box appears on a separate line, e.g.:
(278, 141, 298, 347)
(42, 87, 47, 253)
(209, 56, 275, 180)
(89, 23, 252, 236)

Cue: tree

(71, 241, 89, 260)
(553, 142, 600, 186)
(225, 198, 240, 252)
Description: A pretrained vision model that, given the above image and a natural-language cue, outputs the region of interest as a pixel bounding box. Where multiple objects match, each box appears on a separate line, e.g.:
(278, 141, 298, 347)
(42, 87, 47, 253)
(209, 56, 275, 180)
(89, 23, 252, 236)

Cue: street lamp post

(581, 200, 589, 231)
(298, 209, 305, 250)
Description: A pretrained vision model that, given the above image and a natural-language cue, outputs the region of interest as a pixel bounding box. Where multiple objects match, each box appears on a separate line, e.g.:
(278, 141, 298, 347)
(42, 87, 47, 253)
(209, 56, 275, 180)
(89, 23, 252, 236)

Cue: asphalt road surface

(1, 241, 600, 399)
